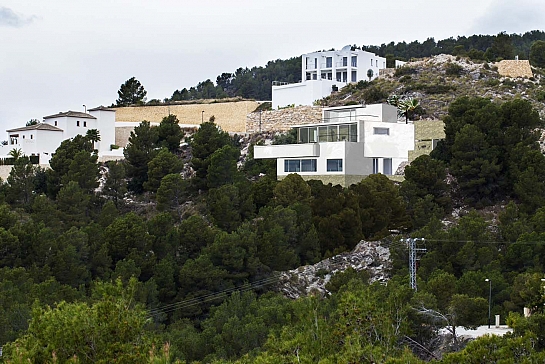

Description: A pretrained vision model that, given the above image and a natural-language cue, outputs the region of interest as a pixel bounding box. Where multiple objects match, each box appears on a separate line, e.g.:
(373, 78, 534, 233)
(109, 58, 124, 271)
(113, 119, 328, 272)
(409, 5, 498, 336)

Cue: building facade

(272, 46, 387, 109)
(2, 106, 119, 164)
(254, 104, 414, 187)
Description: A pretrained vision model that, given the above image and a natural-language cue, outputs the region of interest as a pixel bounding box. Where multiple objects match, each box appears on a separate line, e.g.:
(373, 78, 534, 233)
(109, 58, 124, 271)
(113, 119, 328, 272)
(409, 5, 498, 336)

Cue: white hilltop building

(0, 106, 122, 165)
(254, 103, 414, 187)
(272, 46, 387, 109)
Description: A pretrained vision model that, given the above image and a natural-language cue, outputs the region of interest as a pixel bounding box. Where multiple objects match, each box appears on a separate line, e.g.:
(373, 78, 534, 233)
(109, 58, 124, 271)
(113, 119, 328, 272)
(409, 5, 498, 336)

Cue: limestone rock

(274, 240, 391, 299)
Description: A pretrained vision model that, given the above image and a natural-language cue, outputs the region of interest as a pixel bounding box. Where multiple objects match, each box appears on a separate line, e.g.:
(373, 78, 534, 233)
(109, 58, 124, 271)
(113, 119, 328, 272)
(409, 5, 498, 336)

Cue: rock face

(275, 240, 391, 299)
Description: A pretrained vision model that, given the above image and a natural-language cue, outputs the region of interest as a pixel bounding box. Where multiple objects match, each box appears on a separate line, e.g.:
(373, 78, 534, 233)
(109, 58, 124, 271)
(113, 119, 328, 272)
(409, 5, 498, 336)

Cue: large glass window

(297, 127, 317, 143)
(326, 57, 332, 68)
(372, 158, 379, 174)
(301, 159, 317, 172)
(349, 123, 357, 142)
(285, 160, 300, 172)
(342, 57, 347, 67)
(351, 71, 357, 82)
(338, 125, 349, 141)
(383, 158, 392, 175)
(285, 159, 317, 172)
(351, 56, 357, 67)
(327, 159, 343, 172)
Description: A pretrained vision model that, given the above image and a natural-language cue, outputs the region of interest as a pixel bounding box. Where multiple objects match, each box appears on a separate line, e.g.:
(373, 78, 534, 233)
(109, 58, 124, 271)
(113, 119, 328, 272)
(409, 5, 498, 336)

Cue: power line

(147, 274, 282, 318)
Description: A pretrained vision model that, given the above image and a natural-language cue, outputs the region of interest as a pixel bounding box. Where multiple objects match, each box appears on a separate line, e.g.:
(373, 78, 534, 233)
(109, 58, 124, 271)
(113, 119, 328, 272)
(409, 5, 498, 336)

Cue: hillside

(322, 54, 545, 120)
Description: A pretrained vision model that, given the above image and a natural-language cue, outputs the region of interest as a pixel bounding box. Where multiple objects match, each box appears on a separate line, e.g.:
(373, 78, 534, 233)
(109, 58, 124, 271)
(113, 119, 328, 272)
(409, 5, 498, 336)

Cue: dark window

(54, 121, 57, 126)
(373, 158, 379, 174)
(84, 121, 87, 127)
(77, 120, 80, 127)
(326, 57, 332, 68)
(373, 127, 389, 135)
(327, 159, 343, 172)
(301, 159, 317, 172)
(284, 159, 317, 173)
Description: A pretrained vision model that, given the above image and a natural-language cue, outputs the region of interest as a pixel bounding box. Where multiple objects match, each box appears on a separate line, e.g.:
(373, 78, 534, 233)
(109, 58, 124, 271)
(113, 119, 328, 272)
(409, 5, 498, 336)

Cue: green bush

(394, 66, 417, 77)
(445, 63, 464, 76)
(535, 91, 545, 102)
(399, 75, 412, 83)
(485, 78, 500, 87)
(362, 86, 388, 103)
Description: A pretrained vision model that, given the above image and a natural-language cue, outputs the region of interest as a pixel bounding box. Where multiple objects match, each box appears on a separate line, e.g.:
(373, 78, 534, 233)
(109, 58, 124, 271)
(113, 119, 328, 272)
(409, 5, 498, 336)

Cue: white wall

(89, 109, 116, 152)
(363, 121, 414, 159)
(272, 79, 339, 109)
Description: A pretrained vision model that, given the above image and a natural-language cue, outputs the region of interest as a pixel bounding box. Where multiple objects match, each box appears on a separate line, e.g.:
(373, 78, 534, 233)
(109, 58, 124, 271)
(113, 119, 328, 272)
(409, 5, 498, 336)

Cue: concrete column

(495, 315, 500, 328)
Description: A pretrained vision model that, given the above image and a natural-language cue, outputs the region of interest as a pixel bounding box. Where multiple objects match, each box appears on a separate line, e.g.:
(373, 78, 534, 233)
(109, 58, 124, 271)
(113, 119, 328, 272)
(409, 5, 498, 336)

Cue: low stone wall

(246, 106, 322, 133)
(115, 100, 261, 133)
(414, 120, 445, 141)
(409, 120, 445, 162)
(496, 60, 533, 78)
(0, 164, 50, 180)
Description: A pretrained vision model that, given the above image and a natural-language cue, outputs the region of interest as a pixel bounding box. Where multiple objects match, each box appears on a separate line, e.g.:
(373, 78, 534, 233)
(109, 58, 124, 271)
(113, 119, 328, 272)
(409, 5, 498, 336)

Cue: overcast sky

(1, 0, 544, 133)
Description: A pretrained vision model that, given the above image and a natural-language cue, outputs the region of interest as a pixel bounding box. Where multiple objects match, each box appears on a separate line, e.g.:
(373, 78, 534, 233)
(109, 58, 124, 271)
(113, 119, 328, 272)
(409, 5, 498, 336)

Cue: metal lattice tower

(407, 238, 426, 291)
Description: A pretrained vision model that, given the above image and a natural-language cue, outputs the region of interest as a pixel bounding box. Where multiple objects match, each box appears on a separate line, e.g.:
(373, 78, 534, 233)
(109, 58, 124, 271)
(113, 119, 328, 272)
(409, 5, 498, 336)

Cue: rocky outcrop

(275, 240, 390, 299)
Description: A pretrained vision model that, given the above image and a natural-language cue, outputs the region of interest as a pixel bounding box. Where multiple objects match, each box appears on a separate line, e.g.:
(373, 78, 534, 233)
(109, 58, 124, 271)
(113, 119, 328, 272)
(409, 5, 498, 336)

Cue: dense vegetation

(3, 94, 545, 362)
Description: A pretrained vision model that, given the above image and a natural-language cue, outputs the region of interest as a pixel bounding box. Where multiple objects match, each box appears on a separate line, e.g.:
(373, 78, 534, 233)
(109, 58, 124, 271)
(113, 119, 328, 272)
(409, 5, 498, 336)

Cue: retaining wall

(246, 106, 322, 133)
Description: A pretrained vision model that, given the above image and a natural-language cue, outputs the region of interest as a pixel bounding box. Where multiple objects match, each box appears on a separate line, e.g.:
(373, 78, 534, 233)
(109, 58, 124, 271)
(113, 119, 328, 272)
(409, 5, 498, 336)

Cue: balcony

(254, 143, 320, 159)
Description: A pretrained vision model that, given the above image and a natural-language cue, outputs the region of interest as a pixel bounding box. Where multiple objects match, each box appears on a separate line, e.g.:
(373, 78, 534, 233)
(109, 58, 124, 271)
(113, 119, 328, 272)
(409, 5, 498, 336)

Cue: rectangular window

(284, 159, 317, 173)
(342, 71, 347, 82)
(285, 160, 300, 173)
(328, 125, 337, 142)
(315, 58, 317, 69)
(376, 60, 378, 67)
(77, 120, 80, 127)
(30, 135, 33, 139)
(306, 73, 311, 80)
(326, 57, 332, 68)
(351, 56, 357, 67)
(313, 74, 317, 80)
(336, 72, 342, 82)
(351, 71, 357, 82)
(327, 159, 343, 172)
(373, 127, 389, 135)
(349, 123, 357, 142)
(373, 158, 379, 174)
(301, 159, 317, 172)
(84, 121, 87, 127)
(338, 125, 349, 141)
(342, 57, 347, 67)
(318, 126, 328, 142)
(54, 121, 57, 126)
(383, 158, 392, 175)
(371, 59, 373, 66)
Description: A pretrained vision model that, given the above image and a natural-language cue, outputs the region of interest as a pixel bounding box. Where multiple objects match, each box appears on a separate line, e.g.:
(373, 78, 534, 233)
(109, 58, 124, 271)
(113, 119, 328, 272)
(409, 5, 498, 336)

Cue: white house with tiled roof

(1, 106, 118, 164)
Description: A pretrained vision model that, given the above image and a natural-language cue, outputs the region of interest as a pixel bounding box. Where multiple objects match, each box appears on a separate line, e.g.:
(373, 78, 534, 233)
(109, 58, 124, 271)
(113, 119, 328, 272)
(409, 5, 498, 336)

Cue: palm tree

(398, 98, 420, 124)
(86, 129, 101, 152)
(8, 148, 23, 161)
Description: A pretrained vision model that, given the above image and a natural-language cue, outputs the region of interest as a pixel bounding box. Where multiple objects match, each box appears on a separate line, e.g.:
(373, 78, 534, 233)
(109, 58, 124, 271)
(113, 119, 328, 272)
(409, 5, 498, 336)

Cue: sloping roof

(7, 123, 63, 133)
(43, 111, 97, 119)
(88, 106, 116, 112)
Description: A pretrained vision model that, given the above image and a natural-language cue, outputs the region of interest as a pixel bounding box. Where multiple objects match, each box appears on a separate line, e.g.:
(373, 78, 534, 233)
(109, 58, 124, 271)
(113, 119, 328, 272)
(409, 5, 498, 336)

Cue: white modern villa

(272, 46, 387, 109)
(1, 106, 121, 165)
(254, 103, 414, 187)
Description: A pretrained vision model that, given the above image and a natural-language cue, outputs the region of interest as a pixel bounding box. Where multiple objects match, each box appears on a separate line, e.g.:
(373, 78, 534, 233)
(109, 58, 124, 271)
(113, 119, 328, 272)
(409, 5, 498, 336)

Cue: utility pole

(407, 238, 426, 291)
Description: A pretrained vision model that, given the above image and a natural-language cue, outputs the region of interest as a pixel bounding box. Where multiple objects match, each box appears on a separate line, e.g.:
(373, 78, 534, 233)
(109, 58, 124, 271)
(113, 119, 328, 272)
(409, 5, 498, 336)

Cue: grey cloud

(0, 7, 37, 27)
(470, 0, 545, 35)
